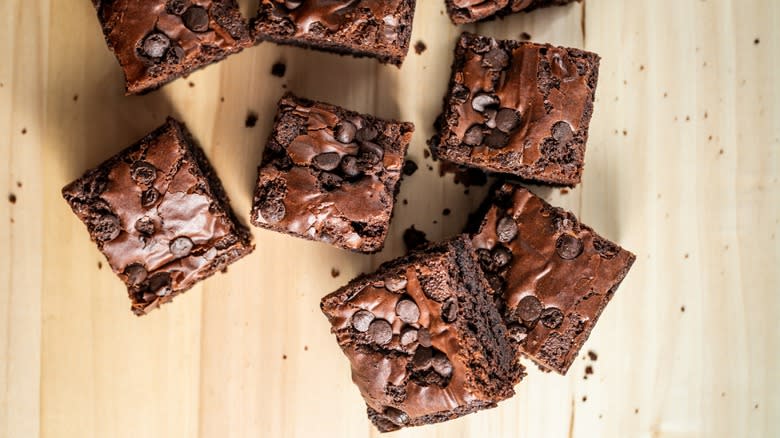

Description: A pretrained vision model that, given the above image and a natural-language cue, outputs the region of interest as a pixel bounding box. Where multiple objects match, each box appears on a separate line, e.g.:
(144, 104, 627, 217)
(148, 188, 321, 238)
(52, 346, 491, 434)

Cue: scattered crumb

(754, 403, 759, 409)
(634, 408, 639, 414)
(8, 193, 16, 204)
(442, 208, 451, 216)
(304, 345, 308, 351)
(282, 84, 287, 89)
(414, 40, 427, 54)
(403, 159, 418, 176)
(221, 266, 228, 273)
(73, 94, 79, 101)
(463, 189, 470, 195)
(639, 65, 645, 71)
(188, 81, 195, 87)
(754, 38, 760, 45)
(427, 165, 433, 171)
(684, 253, 689, 259)
(432, 220, 438, 225)
(704, 111, 708, 119)
(560, 189, 569, 195)
(331, 268, 340, 278)
(587, 350, 598, 361)
(663, 92, 668, 98)
(16, 182, 21, 188)
(423, 149, 431, 159)
(598, 414, 603, 419)
(283, 354, 287, 360)
(21, 128, 27, 135)
(719, 148, 724, 155)
(245, 111, 258, 128)
(582, 396, 587, 402)
(680, 306, 685, 312)
(402, 199, 408, 205)
(403, 226, 429, 252)
(98, 261, 102, 270)
(622, 129, 628, 136)
(271, 62, 286, 77)
(721, 392, 726, 397)
(220, 96, 225, 103)
(585, 365, 594, 375)
(520, 32, 532, 40)
(686, 115, 691, 121)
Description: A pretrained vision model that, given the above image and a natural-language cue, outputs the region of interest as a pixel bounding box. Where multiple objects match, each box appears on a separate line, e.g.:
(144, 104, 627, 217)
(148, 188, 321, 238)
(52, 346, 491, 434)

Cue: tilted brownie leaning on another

(321, 236, 525, 432)
(445, 0, 580, 24)
(250, 93, 414, 253)
(62, 117, 254, 315)
(430, 32, 600, 186)
(251, 0, 417, 65)
(91, 0, 252, 94)
(468, 183, 635, 374)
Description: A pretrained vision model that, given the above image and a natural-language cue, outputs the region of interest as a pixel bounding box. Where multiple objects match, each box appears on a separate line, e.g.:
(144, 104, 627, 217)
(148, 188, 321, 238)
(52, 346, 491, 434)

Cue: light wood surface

(1, 0, 778, 437)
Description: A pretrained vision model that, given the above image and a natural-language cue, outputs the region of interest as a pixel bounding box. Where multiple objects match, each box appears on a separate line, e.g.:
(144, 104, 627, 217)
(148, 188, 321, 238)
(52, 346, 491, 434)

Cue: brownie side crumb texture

(470, 183, 635, 373)
(320, 236, 523, 432)
(429, 32, 600, 186)
(62, 117, 254, 315)
(446, 0, 580, 24)
(250, 93, 414, 253)
(250, 0, 417, 66)
(93, 0, 251, 94)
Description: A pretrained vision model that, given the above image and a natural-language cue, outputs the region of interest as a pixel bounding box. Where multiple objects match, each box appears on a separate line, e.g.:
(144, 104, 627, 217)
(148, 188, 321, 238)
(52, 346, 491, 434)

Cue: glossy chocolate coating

(470, 183, 635, 374)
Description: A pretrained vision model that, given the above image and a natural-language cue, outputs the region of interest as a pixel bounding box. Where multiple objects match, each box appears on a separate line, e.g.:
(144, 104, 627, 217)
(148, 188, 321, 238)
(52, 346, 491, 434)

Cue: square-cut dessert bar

(92, 0, 252, 94)
(430, 32, 600, 186)
(469, 183, 635, 374)
(321, 236, 524, 432)
(446, 0, 579, 24)
(62, 117, 254, 315)
(251, 0, 417, 65)
(250, 93, 414, 253)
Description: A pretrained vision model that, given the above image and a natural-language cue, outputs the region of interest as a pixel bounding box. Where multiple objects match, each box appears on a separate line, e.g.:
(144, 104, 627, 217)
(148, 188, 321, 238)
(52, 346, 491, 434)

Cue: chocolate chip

(166, 0, 189, 15)
(359, 141, 384, 162)
(552, 121, 574, 144)
(147, 272, 171, 296)
(417, 327, 432, 347)
(482, 47, 509, 70)
(496, 108, 521, 133)
(135, 216, 155, 235)
(318, 172, 342, 191)
(131, 161, 157, 186)
(411, 346, 432, 369)
(396, 299, 420, 323)
(431, 354, 453, 378)
(182, 6, 209, 32)
(441, 297, 458, 323)
(356, 126, 378, 142)
(141, 188, 160, 208)
(400, 327, 418, 346)
(492, 245, 513, 268)
(170, 236, 194, 258)
(556, 234, 583, 260)
(124, 263, 148, 286)
(463, 125, 484, 146)
(334, 121, 356, 143)
(517, 295, 543, 322)
(507, 324, 528, 343)
(384, 277, 407, 292)
(94, 214, 121, 242)
(339, 155, 362, 177)
(351, 309, 375, 332)
(260, 199, 285, 223)
(451, 84, 470, 104)
(383, 407, 409, 426)
(476, 248, 495, 272)
(484, 108, 498, 129)
(312, 152, 341, 171)
(496, 216, 518, 243)
(284, 0, 303, 10)
(142, 33, 170, 58)
(402, 160, 418, 176)
(270, 62, 286, 77)
(484, 130, 510, 149)
(486, 274, 505, 293)
(540, 307, 564, 329)
(367, 319, 393, 345)
(471, 93, 499, 113)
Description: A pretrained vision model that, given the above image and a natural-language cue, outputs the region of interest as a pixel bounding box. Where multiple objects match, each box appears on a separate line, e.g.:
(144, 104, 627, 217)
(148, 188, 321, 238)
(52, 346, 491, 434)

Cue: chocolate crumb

(402, 199, 408, 205)
(585, 365, 593, 375)
(245, 111, 258, 128)
(442, 208, 451, 216)
(98, 261, 102, 270)
(520, 32, 532, 40)
(21, 128, 27, 135)
(73, 94, 79, 101)
(414, 40, 427, 54)
(427, 165, 433, 171)
(640, 65, 645, 71)
(680, 306, 685, 312)
(587, 351, 598, 361)
(271, 62, 286, 77)
(582, 396, 587, 402)
(403, 226, 428, 252)
(423, 149, 431, 159)
(16, 182, 22, 188)
(331, 268, 340, 278)
(8, 193, 16, 204)
(560, 189, 569, 195)
(634, 408, 639, 414)
(754, 38, 760, 45)
(622, 129, 627, 136)
(304, 345, 308, 351)
(221, 266, 228, 273)
(283, 354, 287, 360)
(684, 253, 689, 259)
(402, 159, 418, 176)
(188, 81, 195, 87)
(220, 97, 225, 102)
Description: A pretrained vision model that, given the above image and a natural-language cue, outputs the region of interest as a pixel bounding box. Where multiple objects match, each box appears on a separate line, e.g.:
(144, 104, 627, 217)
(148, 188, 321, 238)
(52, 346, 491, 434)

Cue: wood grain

(1, 0, 778, 437)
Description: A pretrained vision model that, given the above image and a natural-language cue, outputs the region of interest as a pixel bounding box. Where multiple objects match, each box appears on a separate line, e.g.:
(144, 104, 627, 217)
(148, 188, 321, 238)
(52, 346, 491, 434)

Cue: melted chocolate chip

(312, 152, 341, 171)
(334, 121, 356, 144)
(400, 327, 418, 346)
(540, 307, 564, 329)
(339, 155, 362, 177)
(431, 353, 453, 378)
(135, 216, 155, 235)
(318, 172, 343, 191)
(471, 93, 499, 113)
(482, 47, 509, 70)
(166, 0, 189, 15)
(441, 297, 458, 323)
(484, 130, 510, 149)
(552, 121, 574, 144)
(182, 6, 209, 32)
(141, 188, 160, 208)
(417, 327, 432, 347)
(495, 108, 521, 133)
(147, 272, 172, 296)
(411, 346, 432, 369)
(359, 141, 384, 162)
(383, 407, 409, 426)
(492, 245, 513, 268)
(356, 126, 378, 142)
(94, 214, 121, 242)
(396, 299, 420, 323)
(517, 295, 543, 322)
(131, 161, 157, 186)
(284, 0, 303, 10)
(384, 277, 407, 292)
(124, 263, 148, 286)
(496, 216, 518, 243)
(463, 125, 484, 146)
(367, 319, 393, 345)
(556, 234, 583, 260)
(351, 309, 375, 332)
(169, 236, 194, 258)
(142, 33, 170, 58)
(260, 199, 285, 223)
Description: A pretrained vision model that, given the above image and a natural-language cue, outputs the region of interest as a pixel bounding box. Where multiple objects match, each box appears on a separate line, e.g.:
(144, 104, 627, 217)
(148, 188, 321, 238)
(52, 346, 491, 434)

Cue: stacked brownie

(69, 0, 635, 434)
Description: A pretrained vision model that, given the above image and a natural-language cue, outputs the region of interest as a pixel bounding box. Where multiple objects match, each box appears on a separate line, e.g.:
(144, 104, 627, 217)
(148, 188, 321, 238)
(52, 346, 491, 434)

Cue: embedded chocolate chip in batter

(383, 407, 409, 426)
(351, 309, 375, 332)
(496, 216, 518, 243)
(516, 295, 542, 322)
(441, 297, 458, 323)
(463, 125, 484, 146)
(142, 33, 170, 58)
(384, 277, 407, 292)
(471, 93, 499, 113)
(495, 108, 521, 133)
(182, 6, 209, 32)
(400, 327, 418, 346)
(170, 236, 194, 258)
(130, 161, 157, 186)
(141, 188, 160, 208)
(124, 263, 148, 286)
(417, 327, 432, 347)
(556, 234, 583, 260)
(312, 152, 341, 171)
(431, 353, 453, 378)
(540, 307, 564, 329)
(396, 299, 420, 323)
(94, 214, 121, 242)
(334, 121, 357, 144)
(368, 319, 393, 345)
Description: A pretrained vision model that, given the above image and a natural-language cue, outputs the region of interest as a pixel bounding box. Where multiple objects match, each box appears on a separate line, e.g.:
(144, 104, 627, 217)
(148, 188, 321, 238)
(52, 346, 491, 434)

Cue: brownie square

(62, 117, 254, 316)
(446, 0, 580, 24)
(250, 0, 416, 66)
(93, 0, 252, 94)
(430, 32, 600, 186)
(321, 236, 524, 432)
(250, 93, 414, 253)
(469, 183, 635, 374)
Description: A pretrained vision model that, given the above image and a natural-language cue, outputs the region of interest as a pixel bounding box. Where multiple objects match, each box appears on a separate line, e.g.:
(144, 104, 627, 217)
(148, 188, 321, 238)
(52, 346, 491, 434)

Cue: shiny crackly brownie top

(251, 94, 413, 253)
(434, 32, 600, 185)
(94, 0, 250, 93)
(252, 0, 415, 64)
(446, 0, 577, 24)
(471, 184, 635, 373)
(62, 118, 252, 315)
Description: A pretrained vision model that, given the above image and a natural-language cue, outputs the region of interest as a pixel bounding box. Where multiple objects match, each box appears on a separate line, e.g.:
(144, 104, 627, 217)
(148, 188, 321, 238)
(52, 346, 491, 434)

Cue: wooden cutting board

(1, 0, 777, 437)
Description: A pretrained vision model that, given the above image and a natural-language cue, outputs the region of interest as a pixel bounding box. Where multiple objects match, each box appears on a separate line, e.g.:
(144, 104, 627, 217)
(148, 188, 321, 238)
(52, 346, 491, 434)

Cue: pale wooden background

(1, 0, 778, 437)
